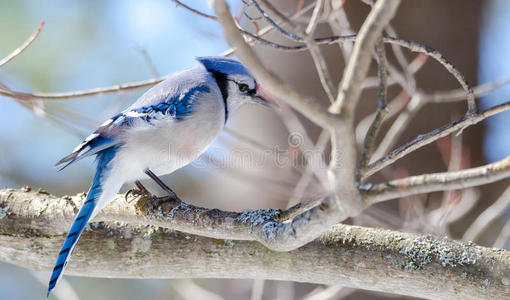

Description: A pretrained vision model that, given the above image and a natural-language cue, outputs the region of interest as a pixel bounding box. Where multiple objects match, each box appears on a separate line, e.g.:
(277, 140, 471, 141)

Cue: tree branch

(170, 0, 217, 20)
(329, 0, 400, 117)
(0, 21, 44, 68)
(365, 100, 510, 179)
(1, 188, 509, 299)
(357, 39, 388, 181)
(364, 156, 510, 205)
(0, 77, 167, 101)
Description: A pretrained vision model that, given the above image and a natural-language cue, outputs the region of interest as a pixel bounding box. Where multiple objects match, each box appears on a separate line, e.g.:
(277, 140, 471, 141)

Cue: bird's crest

(196, 56, 251, 77)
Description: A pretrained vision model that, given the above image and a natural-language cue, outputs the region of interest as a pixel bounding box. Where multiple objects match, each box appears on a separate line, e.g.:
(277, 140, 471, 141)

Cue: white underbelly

(115, 103, 224, 182)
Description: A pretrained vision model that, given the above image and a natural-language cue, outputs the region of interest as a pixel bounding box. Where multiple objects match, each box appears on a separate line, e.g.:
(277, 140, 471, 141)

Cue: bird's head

(197, 56, 273, 112)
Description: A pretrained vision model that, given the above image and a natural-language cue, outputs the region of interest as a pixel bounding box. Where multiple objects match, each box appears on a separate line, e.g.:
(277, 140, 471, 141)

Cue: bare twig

(356, 54, 427, 145)
(494, 219, 510, 249)
(385, 26, 416, 93)
(303, 0, 337, 103)
(357, 40, 388, 180)
(360, 0, 416, 93)
(370, 93, 424, 161)
(254, 0, 303, 41)
(463, 184, 510, 242)
(0, 77, 167, 101)
(239, 32, 476, 115)
(169, 0, 217, 20)
(364, 156, 510, 205)
(138, 48, 160, 77)
(307, 40, 337, 103)
(370, 78, 510, 163)
(365, 101, 510, 179)
(250, 0, 337, 104)
(383, 36, 476, 113)
(0, 21, 44, 68)
(425, 78, 510, 103)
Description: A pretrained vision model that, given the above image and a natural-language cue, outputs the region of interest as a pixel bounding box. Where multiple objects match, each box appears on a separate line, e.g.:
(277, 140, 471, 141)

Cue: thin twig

(357, 40, 388, 180)
(463, 184, 510, 242)
(493, 218, 510, 249)
(383, 36, 476, 114)
(385, 25, 416, 93)
(355, 90, 411, 145)
(425, 78, 510, 103)
(0, 77, 167, 101)
(251, 0, 302, 41)
(305, 0, 323, 35)
(356, 53, 427, 145)
(370, 93, 424, 161)
(364, 156, 510, 205)
(256, 0, 337, 103)
(138, 48, 160, 77)
(365, 100, 510, 179)
(304, 0, 337, 103)
(237, 33, 476, 116)
(169, 0, 217, 20)
(0, 21, 45, 68)
(370, 78, 510, 162)
(360, 0, 416, 93)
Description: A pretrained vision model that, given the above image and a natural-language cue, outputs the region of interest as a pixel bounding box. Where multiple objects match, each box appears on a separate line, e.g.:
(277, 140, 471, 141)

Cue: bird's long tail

(47, 148, 120, 296)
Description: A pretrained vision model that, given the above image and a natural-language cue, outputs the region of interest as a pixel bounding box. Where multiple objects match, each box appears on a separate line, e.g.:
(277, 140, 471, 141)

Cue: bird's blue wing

(55, 81, 211, 170)
(123, 83, 211, 123)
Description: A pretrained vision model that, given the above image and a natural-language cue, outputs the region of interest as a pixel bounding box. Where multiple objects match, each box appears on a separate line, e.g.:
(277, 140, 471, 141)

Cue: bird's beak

(253, 85, 278, 108)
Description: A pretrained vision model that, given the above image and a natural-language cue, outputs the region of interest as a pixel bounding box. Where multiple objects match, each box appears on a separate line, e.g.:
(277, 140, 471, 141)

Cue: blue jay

(47, 56, 270, 296)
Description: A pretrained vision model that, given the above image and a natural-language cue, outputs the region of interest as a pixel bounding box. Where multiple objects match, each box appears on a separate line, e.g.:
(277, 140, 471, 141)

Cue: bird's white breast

(113, 85, 225, 182)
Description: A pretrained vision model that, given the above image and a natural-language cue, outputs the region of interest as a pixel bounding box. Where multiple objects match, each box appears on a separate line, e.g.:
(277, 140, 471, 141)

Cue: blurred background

(1, 0, 510, 299)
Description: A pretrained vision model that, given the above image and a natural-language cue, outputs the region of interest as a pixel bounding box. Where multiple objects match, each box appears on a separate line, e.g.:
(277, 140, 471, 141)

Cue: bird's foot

(149, 193, 181, 212)
(125, 180, 152, 204)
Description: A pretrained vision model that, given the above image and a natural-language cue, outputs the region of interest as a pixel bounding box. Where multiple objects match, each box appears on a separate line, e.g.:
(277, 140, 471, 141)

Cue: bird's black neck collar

(209, 70, 229, 123)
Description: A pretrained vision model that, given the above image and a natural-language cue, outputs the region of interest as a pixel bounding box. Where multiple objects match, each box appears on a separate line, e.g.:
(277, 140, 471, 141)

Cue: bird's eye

(238, 84, 250, 93)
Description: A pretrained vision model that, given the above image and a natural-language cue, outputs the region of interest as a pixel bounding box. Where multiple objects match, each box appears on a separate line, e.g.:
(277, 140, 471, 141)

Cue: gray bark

(1, 188, 509, 299)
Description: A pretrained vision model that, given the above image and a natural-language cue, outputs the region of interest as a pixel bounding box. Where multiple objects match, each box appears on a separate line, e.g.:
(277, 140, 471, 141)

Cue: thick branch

(329, 0, 400, 117)
(1, 188, 509, 299)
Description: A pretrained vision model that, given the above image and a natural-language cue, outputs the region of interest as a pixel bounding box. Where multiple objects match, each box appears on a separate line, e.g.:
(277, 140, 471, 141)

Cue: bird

(47, 56, 271, 296)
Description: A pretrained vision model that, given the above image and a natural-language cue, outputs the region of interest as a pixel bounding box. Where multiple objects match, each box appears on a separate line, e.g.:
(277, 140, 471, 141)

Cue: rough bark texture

(1, 188, 509, 299)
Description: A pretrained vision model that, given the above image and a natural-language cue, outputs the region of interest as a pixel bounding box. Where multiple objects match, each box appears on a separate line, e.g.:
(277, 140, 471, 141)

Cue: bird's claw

(149, 194, 181, 212)
(125, 187, 151, 204)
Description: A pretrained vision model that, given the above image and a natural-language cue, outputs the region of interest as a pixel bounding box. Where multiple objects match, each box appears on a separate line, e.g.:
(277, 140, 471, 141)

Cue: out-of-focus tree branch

(0, 21, 44, 68)
(1, 188, 509, 299)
